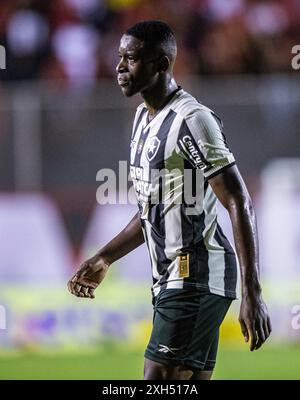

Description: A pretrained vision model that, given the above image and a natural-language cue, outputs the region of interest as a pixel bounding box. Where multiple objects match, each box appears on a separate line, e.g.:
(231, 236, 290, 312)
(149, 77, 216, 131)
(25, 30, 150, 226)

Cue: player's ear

(157, 55, 170, 73)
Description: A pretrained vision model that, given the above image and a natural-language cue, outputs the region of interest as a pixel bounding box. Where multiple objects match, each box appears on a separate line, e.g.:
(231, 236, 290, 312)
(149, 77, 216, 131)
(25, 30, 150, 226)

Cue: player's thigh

(144, 358, 194, 380)
(145, 289, 231, 374)
(176, 291, 232, 371)
(191, 370, 213, 380)
(198, 330, 220, 377)
(145, 290, 232, 377)
(144, 358, 213, 380)
(186, 333, 219, 380)
(144, 289, 202, 370)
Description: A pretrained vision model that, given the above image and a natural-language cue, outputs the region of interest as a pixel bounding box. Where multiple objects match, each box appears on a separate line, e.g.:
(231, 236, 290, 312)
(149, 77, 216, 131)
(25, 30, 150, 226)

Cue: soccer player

(68, 20, 272, 380)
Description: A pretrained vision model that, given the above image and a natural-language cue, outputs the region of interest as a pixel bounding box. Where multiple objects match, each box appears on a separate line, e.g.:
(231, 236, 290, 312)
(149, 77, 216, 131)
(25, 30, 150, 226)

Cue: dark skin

(68, 34, 272, 380)
(116, 34, 178, 117)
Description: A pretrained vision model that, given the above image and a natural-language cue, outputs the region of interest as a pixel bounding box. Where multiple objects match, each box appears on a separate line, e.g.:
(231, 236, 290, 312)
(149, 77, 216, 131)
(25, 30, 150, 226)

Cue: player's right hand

(67, 256, 110, 299)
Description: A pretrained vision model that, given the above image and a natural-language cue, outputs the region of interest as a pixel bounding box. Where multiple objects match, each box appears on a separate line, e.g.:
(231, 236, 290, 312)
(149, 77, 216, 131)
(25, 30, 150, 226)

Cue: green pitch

(0, 343, 300, 380)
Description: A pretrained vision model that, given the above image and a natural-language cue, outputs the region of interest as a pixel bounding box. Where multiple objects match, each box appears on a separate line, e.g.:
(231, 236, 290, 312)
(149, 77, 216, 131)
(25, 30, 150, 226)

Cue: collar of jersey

(142, 86, 183, 129)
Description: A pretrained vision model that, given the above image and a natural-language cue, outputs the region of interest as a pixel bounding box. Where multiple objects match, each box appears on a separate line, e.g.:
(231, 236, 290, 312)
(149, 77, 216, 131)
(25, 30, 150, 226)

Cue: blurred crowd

(0, 0, 299, 84)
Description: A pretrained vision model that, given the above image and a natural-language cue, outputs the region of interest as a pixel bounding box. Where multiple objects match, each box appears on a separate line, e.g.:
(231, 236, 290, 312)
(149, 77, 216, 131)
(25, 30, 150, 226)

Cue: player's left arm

(208, 164, 272, 351)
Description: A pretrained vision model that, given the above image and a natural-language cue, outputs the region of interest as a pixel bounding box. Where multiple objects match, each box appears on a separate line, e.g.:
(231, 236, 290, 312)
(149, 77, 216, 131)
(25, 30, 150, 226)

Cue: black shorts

(144, 289, 232, 371)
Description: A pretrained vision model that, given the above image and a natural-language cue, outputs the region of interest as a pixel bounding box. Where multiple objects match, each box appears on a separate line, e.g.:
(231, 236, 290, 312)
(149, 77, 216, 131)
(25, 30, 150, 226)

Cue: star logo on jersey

(146, 137, 160, 162)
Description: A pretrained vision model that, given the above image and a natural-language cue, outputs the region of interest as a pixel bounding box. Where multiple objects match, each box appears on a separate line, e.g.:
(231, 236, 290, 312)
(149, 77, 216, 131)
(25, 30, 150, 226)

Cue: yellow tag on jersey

(179, 254, 189, 278)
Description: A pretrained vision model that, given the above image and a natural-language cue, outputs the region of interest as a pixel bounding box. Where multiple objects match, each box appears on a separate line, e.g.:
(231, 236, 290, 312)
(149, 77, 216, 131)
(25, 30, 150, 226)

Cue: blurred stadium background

(0, 0, 300, 380)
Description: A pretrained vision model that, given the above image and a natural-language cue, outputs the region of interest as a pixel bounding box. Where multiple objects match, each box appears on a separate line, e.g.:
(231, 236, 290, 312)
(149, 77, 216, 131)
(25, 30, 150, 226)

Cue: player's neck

(142, 76, 178, 118)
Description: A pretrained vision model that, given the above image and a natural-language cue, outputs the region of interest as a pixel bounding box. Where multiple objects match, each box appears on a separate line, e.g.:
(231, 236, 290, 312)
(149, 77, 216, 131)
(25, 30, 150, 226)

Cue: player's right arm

(67, 211, 144, 299)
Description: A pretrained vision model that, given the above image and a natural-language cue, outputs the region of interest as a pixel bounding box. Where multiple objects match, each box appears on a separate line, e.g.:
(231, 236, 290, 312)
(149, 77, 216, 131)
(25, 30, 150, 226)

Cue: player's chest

(130, 109, 178, 168)
(130, 127, 167, 169)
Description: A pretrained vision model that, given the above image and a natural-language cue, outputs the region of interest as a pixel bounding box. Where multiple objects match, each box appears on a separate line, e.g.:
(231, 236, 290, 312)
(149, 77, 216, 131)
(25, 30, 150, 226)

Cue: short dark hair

(125, 20, 177, 61)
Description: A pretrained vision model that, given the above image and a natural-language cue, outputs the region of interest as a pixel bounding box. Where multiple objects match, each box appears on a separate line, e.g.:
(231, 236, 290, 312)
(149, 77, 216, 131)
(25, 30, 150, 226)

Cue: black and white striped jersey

(130, 87, 238, 299)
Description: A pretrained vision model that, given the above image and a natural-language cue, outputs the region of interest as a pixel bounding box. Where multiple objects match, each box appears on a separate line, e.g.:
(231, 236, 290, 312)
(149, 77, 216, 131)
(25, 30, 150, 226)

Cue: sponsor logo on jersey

(182, 135, 206, 169)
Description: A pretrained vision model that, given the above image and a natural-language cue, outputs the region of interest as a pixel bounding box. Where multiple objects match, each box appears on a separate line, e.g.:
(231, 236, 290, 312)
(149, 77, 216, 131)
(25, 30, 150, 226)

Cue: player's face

(116, 35, 160, 97)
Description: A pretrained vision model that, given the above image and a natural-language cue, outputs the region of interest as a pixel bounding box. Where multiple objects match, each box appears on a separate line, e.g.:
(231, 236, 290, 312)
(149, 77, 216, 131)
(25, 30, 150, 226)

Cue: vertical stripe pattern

(130, 88, 238, 299)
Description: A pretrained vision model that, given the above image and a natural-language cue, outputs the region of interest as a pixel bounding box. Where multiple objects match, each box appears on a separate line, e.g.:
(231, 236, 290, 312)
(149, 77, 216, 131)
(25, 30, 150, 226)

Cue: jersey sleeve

(176, 109, 235, 179)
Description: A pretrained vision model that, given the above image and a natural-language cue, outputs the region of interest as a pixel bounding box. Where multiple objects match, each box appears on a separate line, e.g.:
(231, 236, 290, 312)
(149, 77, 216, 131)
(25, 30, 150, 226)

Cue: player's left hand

(239, 295, 272, 351)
